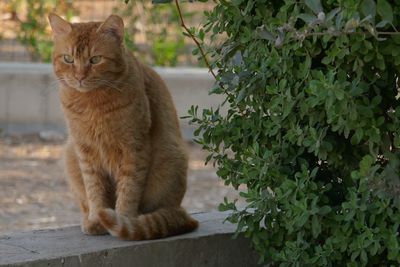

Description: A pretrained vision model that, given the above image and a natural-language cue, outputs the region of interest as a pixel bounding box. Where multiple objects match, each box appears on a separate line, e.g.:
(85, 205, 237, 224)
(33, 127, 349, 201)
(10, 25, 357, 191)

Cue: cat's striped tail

(98, 207, 199, 240)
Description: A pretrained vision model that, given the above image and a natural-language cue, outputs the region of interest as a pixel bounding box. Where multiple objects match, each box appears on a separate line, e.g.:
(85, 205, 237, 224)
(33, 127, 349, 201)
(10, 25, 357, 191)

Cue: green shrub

(185, 0, 400, 265)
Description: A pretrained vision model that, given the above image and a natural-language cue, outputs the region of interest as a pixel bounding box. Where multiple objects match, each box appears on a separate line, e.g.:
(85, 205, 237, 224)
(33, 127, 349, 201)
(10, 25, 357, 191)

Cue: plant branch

(174, 0, 217, 80)
(303, 31, 400, 37)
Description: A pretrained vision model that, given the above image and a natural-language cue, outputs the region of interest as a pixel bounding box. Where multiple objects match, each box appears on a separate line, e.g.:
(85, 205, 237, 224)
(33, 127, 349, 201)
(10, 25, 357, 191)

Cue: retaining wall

(0, 211, 258, 267)
(0, 63, 220, 138)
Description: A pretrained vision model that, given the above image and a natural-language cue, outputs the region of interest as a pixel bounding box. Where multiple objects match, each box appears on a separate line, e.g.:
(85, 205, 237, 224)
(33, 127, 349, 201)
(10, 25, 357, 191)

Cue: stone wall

(0, 212, 258, 267)
(0, 63, 220, 139)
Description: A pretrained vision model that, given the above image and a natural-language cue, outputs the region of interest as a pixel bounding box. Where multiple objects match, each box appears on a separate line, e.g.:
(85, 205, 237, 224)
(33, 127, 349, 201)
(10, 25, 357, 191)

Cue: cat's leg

(65, 143, 93, 232)
(66, 143, 111, 235)
(97, 144, 199, 240)
(98, 146, 197, 240)
(139, 146, 188, 213)
(113, 149, 149, 219)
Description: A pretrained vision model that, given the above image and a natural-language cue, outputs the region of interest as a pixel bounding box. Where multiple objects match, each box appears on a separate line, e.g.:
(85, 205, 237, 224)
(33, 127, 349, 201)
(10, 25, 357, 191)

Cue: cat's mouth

(60, 77, 106, 93)
(59, 77, 92, 92)
(70, 80, 94, 93)
(75, 86, 93, 93)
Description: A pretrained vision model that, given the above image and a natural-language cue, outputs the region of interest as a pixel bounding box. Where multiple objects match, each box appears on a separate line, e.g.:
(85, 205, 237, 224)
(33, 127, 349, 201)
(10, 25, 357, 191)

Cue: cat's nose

(74, 73, 86, 83)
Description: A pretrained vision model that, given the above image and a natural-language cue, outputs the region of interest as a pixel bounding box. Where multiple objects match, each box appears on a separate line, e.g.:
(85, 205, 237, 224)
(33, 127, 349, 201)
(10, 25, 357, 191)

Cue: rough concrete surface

(0, 212, 258, 267)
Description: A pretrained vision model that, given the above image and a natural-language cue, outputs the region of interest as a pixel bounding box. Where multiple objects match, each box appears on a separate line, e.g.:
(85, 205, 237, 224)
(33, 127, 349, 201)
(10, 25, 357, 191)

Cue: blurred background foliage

(0, 0, 75, 62)
(0, 0, 212, 66)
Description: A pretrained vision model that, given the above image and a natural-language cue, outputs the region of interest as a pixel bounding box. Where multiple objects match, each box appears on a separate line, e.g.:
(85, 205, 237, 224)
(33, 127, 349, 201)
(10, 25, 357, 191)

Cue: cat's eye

(63, 54, 74, 64)
(90, 56, 102, 65)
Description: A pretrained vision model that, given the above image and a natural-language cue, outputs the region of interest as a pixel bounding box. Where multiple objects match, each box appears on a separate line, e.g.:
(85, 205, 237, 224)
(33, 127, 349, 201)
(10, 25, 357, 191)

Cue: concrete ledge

(0, 212, 258, 267)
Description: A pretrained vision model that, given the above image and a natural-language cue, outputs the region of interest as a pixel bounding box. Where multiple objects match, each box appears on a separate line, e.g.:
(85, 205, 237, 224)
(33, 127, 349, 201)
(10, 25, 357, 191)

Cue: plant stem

(174, 0, 217, 80)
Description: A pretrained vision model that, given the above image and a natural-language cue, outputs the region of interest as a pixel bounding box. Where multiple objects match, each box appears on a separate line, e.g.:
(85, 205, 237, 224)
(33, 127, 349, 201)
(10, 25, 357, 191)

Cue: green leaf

(298, 13, 317, 24)
(256, 26, 275, 41)
(305, 0, 323, 14)
(394, 135, 400, 148)
(376, 20, 390, 28)
(312, 215, 321, 238)
(360, 154, 374, 176)
(345, 18, 359, 32)
(351, 128, 364, 145)
(198, 29, 205, 41)
(297, 213, 309, 227)
(360, 250, 368, 264)
(319, 206, 331, 215)
(236, 88, 247, 103)
(152, 0, 173, 3)
(326, 7, 341, 21)
(344, 210, 355, 221)
(282, 100, 295, 119)
(361, 0, 376, 18)
(335, 11, 344, 29)
(377, 0, 393, 23)
(370, 242, 380, 256)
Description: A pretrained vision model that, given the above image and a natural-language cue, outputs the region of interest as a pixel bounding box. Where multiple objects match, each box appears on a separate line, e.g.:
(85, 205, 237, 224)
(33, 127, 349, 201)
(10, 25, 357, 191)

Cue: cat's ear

(97, 15, 124, 43)
(48, 13, 72, 36)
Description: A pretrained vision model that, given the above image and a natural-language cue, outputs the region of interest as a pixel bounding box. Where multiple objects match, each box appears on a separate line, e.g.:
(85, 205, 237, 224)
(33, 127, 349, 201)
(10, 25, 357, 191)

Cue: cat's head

(49, 14, 126, 92)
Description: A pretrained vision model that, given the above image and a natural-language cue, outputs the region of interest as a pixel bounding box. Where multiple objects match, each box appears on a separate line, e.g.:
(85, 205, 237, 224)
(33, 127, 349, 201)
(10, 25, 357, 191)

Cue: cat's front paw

(82, 219, 108, 235)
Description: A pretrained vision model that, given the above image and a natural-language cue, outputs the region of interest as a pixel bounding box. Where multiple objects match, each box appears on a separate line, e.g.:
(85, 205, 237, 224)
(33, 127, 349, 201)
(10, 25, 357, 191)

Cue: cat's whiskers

(96, 78, 133, 87)
(50, 77, 75, 90)
(89, 82, 122, 93)
(48, 80, 61, 90)
(87, 79, 124, 92)
(53, 77, 126, 93)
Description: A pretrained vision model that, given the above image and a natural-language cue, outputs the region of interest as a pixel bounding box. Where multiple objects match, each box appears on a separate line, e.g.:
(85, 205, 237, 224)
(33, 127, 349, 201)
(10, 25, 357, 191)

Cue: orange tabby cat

(48, 13, 198, 240)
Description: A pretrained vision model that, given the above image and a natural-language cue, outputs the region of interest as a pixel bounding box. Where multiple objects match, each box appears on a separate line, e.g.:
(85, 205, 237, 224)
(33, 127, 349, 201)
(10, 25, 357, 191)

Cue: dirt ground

(0, 134, 244, 235)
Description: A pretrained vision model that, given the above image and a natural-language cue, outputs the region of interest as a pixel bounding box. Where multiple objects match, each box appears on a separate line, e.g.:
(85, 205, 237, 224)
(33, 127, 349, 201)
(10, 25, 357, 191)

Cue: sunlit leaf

(305, 0, 323, 14)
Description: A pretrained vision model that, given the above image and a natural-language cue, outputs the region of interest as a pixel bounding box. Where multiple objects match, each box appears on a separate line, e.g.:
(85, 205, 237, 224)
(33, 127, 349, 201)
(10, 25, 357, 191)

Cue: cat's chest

(69, 114, 126, 164)
(67, 101, 133, 138)
(77, 131, 127, 174)
(62, 91, 135, 133)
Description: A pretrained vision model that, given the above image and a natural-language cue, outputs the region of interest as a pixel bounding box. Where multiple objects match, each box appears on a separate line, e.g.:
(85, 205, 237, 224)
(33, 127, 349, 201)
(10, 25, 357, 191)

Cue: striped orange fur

(98, 207, 199, 240)
(49, 14, 198, 239)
